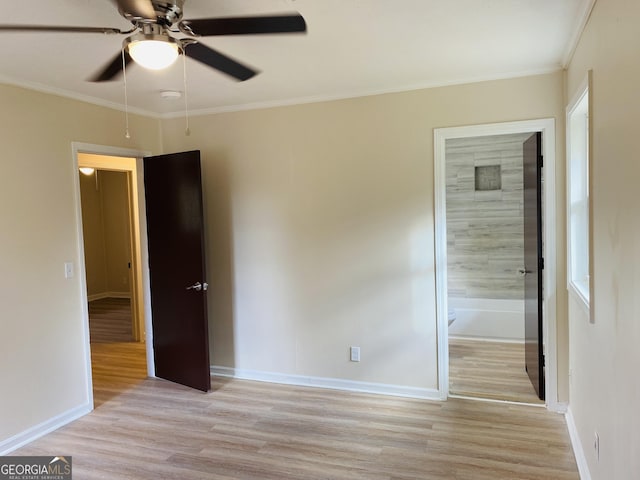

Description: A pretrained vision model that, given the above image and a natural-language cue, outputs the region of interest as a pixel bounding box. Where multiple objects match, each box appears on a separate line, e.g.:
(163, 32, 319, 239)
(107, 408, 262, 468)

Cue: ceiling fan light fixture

(126, 33, 180, 70)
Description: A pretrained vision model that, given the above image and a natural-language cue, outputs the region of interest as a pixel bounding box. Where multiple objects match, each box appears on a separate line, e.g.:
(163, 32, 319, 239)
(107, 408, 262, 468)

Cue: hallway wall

(80, 170, 132, 300)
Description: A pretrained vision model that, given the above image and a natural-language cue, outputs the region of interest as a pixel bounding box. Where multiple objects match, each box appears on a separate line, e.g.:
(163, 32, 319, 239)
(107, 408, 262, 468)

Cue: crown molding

(2, 65, 562, 120)
(562, 0, 597, 67)
(0, 74, 159, 118)
(161, 66, 561, 119)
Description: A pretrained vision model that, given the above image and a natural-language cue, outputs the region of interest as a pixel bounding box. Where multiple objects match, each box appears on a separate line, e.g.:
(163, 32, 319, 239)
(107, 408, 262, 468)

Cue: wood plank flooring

(88, 297, 147, 407)
(14, 343, 577, 479)
(88, 297, 134, 343)
(90, 341, 147, 407)
(449, 337, 543, 404)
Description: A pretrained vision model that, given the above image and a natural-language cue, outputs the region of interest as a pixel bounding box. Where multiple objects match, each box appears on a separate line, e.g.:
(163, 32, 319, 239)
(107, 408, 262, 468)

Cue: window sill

(568, 281, 590, 316)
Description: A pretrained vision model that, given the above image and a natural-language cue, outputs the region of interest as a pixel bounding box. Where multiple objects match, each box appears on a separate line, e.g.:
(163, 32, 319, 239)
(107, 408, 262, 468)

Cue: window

(566, 71, 593, 314)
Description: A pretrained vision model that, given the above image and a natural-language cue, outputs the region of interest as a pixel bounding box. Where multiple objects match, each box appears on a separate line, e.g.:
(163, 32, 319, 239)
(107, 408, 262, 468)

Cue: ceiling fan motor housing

(124, 23, 182, 51)
(120, 0, 185, 26)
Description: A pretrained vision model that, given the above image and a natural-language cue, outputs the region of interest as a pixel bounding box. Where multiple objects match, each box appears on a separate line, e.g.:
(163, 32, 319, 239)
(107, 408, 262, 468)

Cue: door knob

(518, 268, 532, 277)
(186, 281, 208, 292)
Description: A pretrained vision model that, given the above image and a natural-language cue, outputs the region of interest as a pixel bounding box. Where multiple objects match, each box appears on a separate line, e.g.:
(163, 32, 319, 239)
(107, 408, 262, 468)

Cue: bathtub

(447, 297, 524, 341)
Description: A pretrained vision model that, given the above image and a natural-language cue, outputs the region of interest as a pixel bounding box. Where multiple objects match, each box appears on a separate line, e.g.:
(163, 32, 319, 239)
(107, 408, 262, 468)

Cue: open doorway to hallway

(76, 152, 149, 407)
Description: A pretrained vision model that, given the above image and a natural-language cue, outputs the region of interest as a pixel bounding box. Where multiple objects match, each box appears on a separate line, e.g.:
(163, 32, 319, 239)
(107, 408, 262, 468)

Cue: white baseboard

(106, 291, 131, 299)
(87, 292, 131, 302)
(550, 400, 568, 414)
(566, 407, 592, 480)
(0, 402, 92, 455)
(211, 366, 442, 400)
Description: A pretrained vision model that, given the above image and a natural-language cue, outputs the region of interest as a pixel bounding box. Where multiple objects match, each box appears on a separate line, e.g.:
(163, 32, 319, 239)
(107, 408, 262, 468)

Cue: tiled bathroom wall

(445, 133, 532, 300)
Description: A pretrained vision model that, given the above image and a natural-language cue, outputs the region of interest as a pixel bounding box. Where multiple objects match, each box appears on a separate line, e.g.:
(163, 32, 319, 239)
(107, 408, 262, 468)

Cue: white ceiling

(0, 0, 591, 117)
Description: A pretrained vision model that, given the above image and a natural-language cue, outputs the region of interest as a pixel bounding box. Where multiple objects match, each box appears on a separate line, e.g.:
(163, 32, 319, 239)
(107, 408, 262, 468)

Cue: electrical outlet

(594, 432, 600, 462)
(350, 346, 361, 362)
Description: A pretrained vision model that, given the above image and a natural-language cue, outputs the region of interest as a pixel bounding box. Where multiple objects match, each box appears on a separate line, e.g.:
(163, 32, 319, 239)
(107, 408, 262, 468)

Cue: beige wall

(0, 84, 160, 448)
(565, 0, 640, 477)
(160, 72, 565, 392)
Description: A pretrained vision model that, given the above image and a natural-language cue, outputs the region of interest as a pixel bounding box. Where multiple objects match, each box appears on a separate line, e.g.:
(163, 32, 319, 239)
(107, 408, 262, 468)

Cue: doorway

(73, 143, 154, 407)
(79, 169, 134, 340)
(444, 132, 541, 404)
(433, 119, 560, 410)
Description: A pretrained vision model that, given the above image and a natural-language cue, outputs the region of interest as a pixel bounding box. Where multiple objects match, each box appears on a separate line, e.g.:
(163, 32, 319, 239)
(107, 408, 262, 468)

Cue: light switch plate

(64, 262, 74, 279)
(350, 346, 361, 362)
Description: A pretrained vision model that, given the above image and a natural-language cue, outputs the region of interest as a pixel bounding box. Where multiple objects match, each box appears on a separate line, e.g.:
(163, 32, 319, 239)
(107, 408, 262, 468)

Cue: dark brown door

(144, 150, 210, 392)
(523, 133, 544, 400)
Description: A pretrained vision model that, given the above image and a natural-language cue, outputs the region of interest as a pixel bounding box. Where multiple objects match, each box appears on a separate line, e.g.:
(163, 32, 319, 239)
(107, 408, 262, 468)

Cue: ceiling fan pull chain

(183, 51, 190, 136)
(122, 48, 131, 139)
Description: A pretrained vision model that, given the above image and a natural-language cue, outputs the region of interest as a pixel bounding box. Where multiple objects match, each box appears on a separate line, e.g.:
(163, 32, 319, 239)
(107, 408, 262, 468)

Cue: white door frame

(433, 119, 561, 411)
(72, 142, 155, 407)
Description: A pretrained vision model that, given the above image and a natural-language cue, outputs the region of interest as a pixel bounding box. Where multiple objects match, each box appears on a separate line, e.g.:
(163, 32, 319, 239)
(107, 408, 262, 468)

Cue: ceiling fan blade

(0, 25, 128, 34)
(114, 0, 156, 19)
(179, 14, 306, 37)
(89, 50, 133, 82)
(185, 42, 258, 81)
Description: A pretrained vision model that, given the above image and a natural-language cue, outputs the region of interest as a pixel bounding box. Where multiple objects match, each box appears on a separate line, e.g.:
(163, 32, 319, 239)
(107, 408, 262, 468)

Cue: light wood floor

(88, 297, 134, 343)
(14, 342, 578, 479)
(449, 338, 544, 404)
(88, 297, 147, 407)
(90, 341, 147, 407)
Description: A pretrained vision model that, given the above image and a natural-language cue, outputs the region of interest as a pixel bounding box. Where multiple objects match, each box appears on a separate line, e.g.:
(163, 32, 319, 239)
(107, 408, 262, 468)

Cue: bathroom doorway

(433, 119, 559, 409)
(444, 132, 541, 403)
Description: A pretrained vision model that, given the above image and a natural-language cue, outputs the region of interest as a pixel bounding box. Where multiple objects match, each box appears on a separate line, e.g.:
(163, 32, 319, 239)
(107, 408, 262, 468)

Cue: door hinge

(540, 257, 544, 270)
(538, 155, 543, 168)
(542, 354, 546, 368)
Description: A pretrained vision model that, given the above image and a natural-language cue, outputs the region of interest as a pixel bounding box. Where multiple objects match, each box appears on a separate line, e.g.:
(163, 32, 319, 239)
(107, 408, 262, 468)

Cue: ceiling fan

(0, 0, 307, 82)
